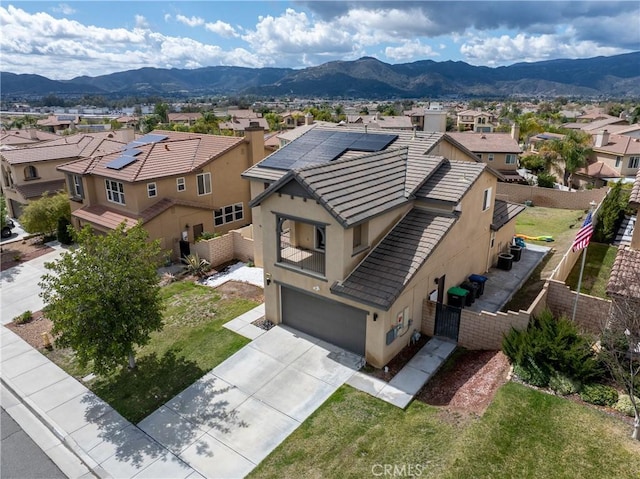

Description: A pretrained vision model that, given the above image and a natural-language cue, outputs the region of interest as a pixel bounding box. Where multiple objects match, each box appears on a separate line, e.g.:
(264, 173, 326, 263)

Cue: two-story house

(243, 125, 521, 367)
(574, 129, 640, 188)
(58, 126, 265, 258)
(1, 130, 133, 218)
(447, 126, 523, 181)
(456, 109, 495, 133)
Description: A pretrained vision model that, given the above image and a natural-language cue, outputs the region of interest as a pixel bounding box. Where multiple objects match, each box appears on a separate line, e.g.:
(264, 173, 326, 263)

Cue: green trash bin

(447, 286, 469, 308)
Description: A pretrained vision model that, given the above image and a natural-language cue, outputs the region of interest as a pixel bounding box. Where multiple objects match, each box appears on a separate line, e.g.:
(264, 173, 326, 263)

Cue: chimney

(244, 121, 265, 166)
(595, 129, 609, 148)
(29, 128, 38, 140)
(511, 123, 520, 141)
(304, 113, 313, 126)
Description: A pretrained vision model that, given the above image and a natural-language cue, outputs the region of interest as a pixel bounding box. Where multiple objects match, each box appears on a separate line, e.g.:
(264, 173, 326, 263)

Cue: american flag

(572, 211, 594, 252)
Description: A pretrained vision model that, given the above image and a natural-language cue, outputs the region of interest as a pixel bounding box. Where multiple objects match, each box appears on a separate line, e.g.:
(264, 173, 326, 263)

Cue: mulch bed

(5, 310, 54, 349)
(1, 237, 53, 271)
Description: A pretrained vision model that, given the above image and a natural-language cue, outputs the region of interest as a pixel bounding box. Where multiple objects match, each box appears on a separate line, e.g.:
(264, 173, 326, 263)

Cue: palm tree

(541, 130, 592, 188)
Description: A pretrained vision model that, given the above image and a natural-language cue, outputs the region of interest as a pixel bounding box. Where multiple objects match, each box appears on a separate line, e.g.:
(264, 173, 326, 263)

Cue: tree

(600, 291, 640, 440)
(153, 102, 169, 123)
(19, 191, 70, 237)
(0, 196, 8, 227)
(593, 181, 631, 243)
(39, 222, 165, 374)
(540, 130, 592, 187)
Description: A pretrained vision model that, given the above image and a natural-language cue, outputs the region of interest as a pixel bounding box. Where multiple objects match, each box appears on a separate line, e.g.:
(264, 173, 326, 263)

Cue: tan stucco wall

(592, 151, 639, 178)
(486, 152, 518, 171)
(430, 140, 479, 162)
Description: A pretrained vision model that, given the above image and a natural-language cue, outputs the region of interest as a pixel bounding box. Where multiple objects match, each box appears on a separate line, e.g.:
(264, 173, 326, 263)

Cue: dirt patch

(1, 237, 53, 271)
(5, 310, 53, 349)
(215, 280, 264, 302)
(416, 350, 510, 415)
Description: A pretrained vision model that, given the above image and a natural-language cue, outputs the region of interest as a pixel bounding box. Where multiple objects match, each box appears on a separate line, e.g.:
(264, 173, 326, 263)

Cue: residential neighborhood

(2, 2, 640, 477)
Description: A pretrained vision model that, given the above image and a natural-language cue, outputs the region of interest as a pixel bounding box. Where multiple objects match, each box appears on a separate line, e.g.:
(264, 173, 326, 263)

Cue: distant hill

(2, 52, 639, 99)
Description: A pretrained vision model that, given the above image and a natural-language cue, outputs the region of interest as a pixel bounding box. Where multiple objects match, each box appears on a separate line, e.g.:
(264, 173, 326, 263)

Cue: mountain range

(2, 52, 639, 100)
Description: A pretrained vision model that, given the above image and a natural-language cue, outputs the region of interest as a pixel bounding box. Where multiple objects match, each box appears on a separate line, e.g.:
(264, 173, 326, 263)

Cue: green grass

(249, 383, 640, 479)
(515, 206, 586, 245)
(565, 243, 618, 298)
(47, 281, 257, 423)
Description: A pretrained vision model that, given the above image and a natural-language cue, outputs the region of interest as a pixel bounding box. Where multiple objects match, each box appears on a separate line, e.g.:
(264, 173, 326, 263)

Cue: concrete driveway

(139, 325, 363, 478)
(0, 243, 67, 325)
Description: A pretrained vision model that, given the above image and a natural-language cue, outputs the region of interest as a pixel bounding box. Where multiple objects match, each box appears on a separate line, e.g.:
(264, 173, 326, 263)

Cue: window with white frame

(629, 156, 640, 169)
(615, 156, 622, 168)
(176, 177, 186, 192)
(505, 154, 517, 165)
(24, 165, 38, 179)
(105, 179, 125, 205)
(196, 172, 211, 195)
(69, 174, 83, 198)
(482, 187, 492, 211)
(214, 203, 243, 226)
(487, 153, 494, 161)
(147, 182, 157, 198)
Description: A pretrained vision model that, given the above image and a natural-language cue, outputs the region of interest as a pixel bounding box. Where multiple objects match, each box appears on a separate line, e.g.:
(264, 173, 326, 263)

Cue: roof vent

(480, 134, 486, 139)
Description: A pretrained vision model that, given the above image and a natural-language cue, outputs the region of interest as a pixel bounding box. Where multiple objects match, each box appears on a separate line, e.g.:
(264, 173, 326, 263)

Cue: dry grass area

(1, 236, 53, 271)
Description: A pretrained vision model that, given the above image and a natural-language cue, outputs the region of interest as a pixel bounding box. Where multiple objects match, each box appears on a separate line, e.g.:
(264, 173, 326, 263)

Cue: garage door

(281, 286, 367, 356)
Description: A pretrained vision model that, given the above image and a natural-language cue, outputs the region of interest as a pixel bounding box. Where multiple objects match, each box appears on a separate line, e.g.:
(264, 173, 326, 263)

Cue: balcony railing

(279, 238, 325, 275)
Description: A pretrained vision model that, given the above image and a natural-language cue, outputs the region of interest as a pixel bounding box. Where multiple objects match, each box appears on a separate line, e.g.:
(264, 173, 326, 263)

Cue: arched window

(24, 165, 38, 179)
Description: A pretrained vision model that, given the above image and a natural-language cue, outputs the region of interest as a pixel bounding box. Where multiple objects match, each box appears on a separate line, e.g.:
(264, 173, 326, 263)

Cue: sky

(1, 1, 639, 80)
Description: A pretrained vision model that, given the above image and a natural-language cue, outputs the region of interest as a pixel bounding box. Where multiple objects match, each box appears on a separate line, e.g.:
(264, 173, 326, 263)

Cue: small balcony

(277, 219, 326, 276)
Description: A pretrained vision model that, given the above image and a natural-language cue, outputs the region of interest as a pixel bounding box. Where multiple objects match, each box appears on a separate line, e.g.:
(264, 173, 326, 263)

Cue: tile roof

(446, 132, 522, 153)
(1, 132, 128, 165)
(492, 200, 526, 230)
(72, 197, 213, 231)
(59, 130, 244, 183)
(593, 133, 640, 156)
(607, 246, 640, 300)
(0, 129, 59, 146)
(415, 159, 486, 204)
(331, 208, 457, 310)
(293, 148, 411, 227)
(14, 179, 66, 199)
(220, 118, 269, 131)
(630, 168, 640, 206)
(577, 160, 621, 179)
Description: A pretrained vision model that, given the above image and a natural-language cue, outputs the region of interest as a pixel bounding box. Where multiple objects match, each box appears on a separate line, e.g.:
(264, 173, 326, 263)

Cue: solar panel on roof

(105, 148, 143, 170)
(127, 133, 169, 149)
(261, 130, 398, 171)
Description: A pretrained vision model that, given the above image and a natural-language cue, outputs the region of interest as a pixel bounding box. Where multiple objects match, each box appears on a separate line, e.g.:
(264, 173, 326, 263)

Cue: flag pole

(571, 245, 587, 322)
(571, 201, 596, 322)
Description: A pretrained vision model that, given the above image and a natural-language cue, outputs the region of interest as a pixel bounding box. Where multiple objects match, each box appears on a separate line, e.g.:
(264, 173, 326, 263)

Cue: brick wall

(192, 229, 255, 268)
(546, 280, 611, 335)
(496, 183, 607, 209)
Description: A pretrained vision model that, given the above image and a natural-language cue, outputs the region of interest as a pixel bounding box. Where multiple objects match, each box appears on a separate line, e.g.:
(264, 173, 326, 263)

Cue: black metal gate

(434, 303, 461, 341)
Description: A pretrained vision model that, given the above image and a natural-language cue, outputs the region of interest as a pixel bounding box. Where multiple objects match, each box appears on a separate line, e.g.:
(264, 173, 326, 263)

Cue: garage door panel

(281, 287, 366, 356)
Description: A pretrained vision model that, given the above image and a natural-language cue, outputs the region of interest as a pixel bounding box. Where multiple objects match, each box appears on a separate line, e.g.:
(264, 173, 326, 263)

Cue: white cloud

(460, 31, 629, 66)
(205, 20, 238, 38)
(385, 41, 439, 61)
(52, 3, 75, 15)
(135, 15, 148, 29)
(175, 14, 204, 28)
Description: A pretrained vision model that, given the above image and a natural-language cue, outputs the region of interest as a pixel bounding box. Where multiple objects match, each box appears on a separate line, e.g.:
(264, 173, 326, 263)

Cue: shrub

(502, 309, 602, 388)
(196, 231, 220, 241)
(57, 217, 74, 245)
(580, 383, 619, 406)
(13, 310, 32, 325)
(549, 373, 581, 395)
(536, 171, 557, 188)
(613, 395, 640, 417)
(182, 253, 211, 277)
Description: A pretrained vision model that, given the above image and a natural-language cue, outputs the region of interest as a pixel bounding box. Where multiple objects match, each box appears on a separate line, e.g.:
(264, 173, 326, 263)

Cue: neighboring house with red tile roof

(447, 128, 523, 181)
(219, 117, 270, 135)
(243, 124, 519, 367)
(58, 126, 266, 259)
(0, 128, 59, 148)
(1, 130, 134, 218)
(574, 129, 640, 187)
(168, 112, 202, 125)
(456, 109, 496, 133)
(607, 168, 640, 302)
(36, 114, 80, 133)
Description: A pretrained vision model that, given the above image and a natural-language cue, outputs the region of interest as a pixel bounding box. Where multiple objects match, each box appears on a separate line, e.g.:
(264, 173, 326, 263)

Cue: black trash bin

(510, 245, 522, 262)
(447, 286, 468, 308)
(497, 253, 514, 271)
(459, 281, 478, 305)
(468, 274, 488, 296)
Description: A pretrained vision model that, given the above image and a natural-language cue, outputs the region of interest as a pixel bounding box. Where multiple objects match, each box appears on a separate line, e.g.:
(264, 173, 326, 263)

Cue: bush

(196, 231, 220, 241)
(57, 217, 74, 245)
(13, 310, 32, 324)
(580, 383, 619, 406)
(502, 309, 602, 388)
(593, 181, 632, 243)
(536, 171, 557, 188)
(613, 395, 640, 417)
(549, 373, 581, 395)
(181, 253, 211, 277)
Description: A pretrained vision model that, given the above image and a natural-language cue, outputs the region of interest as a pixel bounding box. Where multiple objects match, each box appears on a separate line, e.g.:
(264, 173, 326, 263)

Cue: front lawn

(46, 281, 258, 423)
(565, 242, 617, 298)
(249, 383, 640, 479)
